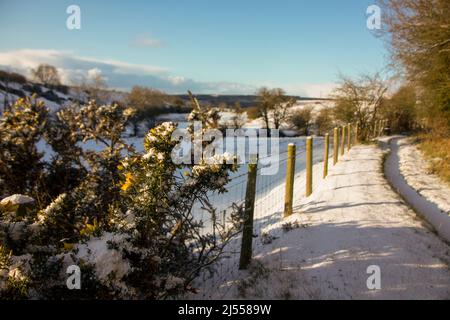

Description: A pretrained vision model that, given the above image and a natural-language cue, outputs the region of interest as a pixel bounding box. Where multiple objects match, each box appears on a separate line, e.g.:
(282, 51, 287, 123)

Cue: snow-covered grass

(193, 143, 450, 300)
(396, 137, 450, 215)
(0, 81, 72, 112)
(383, 136, 450, 243)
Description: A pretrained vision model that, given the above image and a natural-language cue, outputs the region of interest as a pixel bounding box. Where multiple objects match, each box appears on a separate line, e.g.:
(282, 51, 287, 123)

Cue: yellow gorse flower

(80, 218, 99, 237)
(121, 173, 135, 191)
(63, 243, 74, 251)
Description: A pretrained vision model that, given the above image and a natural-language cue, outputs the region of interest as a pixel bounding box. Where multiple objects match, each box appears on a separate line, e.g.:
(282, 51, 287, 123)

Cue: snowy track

(205, 143, 450, 300)
(286, 144, 450, 299)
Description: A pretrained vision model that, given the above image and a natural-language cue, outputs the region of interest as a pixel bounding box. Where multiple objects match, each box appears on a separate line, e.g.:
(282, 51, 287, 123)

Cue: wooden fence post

(284, 144, 296, 217)
(354, 122, 359, 145)
(333, 127, 339, 165)
(340, 126, 345, 156)
(306, 137, 313, 197)
(239, 157, 258, 270)
(323, 133, 329, 178)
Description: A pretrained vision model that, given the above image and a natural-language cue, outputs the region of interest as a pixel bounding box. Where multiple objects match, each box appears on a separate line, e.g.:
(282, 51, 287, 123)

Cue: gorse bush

(0, 97, 48, 201)
(0, 95, 242, 299)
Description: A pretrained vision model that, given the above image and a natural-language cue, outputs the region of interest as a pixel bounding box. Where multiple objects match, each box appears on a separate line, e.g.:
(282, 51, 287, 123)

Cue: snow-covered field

(196, 136, 329, 228)
(245, 100, 334, 131)
(193, 143, 450, 300)
(0, 80, 74, 112)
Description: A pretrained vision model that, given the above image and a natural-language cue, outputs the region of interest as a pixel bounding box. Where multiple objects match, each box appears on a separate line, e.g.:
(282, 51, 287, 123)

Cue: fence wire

(191, 132, 346, 299)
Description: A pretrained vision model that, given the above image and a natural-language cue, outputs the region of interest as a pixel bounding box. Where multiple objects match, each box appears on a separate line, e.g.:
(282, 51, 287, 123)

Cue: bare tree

(315, 107, 334, 136)
(290, 106, 314, 136)
(88, 72, 107, 102)
(70, 71, 109, 104)
(127, 86, 170, 135)
(229, 102, 246, 129)
(256, 87, 294, 130)
(31, 64, 61, 86)
(256, 87, 273, 129)
(272, 89, 296, 130)
(332, 73, 388, 140)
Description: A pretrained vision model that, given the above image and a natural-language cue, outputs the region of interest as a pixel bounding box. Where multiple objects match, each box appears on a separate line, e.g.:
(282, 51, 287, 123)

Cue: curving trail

(196, 142, 450, 300)
(247, 143, 450, 299)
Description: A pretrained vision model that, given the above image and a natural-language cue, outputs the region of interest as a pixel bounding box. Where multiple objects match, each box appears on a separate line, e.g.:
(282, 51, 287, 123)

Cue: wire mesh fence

(191, 125, 354, 299)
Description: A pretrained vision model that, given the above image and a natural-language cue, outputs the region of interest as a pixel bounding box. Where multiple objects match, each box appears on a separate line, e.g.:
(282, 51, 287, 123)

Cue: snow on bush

(0, 94, 243, 299)
(1, 195, 35, 206)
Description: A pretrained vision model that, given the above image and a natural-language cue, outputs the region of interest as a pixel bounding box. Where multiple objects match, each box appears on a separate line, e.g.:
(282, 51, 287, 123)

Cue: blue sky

(0, 0, 387, 96)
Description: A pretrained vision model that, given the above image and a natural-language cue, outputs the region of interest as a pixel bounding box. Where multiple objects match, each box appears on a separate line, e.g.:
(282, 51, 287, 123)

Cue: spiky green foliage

(0, 97, 48, 201)
(0, 94, 242, 299)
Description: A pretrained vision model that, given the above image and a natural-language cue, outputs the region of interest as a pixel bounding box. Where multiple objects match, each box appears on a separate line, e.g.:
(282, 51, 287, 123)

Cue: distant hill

(0, 79, 76, 112)
(172, 94, 330, 108)
(0, 70, 126, 112)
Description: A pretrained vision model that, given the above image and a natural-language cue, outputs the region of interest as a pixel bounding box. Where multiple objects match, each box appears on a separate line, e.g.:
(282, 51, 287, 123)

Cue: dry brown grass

(417, 134, 450, 185)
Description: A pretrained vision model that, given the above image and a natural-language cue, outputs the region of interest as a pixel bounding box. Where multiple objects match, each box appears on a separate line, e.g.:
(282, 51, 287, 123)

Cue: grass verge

(416, 134, 450, 186)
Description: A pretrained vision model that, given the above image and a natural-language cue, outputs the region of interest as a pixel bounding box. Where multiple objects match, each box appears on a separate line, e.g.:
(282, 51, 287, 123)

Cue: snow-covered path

(230, 143, 450, 300)
(281, 143, 450, 299)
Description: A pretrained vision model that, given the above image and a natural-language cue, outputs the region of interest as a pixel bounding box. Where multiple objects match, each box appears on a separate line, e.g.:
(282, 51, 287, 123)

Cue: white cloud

(87, 68, 106, 81)
(57, 68, 85, 84)
(0, 49, 70, 71)
(0, 49, 170, 88)
(0, 49, 335, 96)
(167, 75, 186, 85)
(0, 49, 258, 94)
(100, 59, 167, 76)
(0, 49, 168, 77)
